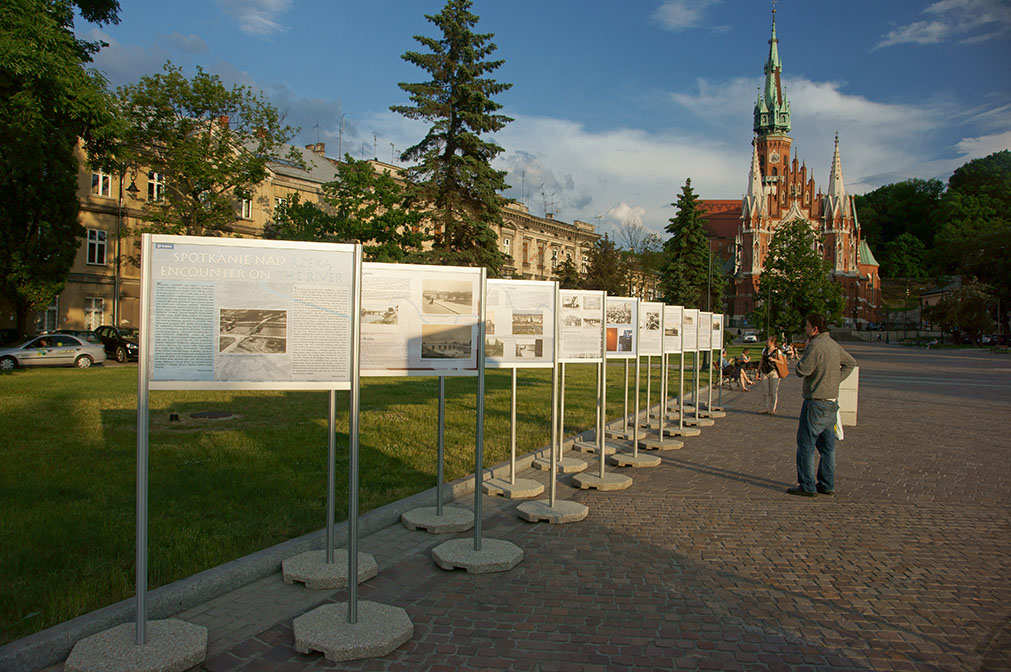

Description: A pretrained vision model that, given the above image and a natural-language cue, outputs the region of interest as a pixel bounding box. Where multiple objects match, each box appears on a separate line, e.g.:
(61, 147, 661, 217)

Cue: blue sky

(81, 0, 1011, 241)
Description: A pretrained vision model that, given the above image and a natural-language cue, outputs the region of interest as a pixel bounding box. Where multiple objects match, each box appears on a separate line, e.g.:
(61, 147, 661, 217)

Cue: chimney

(305, 142, 326, 157)
(545, 213, 554, 220)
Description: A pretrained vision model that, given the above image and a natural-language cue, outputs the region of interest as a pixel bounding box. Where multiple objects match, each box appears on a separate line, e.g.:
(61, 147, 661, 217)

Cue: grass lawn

(0, 353, 717, 644)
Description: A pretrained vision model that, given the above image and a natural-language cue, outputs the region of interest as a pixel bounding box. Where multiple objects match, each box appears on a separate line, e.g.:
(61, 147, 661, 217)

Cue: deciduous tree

(0, 0, 122, 334)
(582, 235, 627, 296)
(268, 155, 427, 262)
(749, 218, 844, 338)
(117, 63, 300, 237)
(391, 0, 511, 273)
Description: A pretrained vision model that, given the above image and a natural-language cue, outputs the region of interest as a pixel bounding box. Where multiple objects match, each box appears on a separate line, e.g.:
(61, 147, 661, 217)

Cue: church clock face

(770, 151, 781, 163)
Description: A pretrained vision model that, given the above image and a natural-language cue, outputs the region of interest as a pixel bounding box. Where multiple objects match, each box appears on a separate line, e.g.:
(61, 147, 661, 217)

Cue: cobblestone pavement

(146, 345, 1011, 670)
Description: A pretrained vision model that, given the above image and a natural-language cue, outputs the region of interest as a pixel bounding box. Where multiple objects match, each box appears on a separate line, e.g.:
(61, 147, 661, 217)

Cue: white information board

(663, 305, 683, 354)
(638, 302, 663, 357)
(712, 313, 724, 350)
(605, 296, 638, 359)
(143, 234, 357, 390)
(360, 262, 481, 376)
(699, 311, 712, 350)
(485, 279, 556, 369)
(682, 308, 699, 352)
(558, 289, 605, 363)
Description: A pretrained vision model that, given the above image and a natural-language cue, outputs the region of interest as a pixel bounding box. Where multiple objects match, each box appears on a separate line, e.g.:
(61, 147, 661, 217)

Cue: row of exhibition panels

(141, 235, 724, 392)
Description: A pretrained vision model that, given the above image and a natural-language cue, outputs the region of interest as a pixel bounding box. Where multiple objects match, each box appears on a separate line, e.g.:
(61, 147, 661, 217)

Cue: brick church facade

(701, 12, 881, 328)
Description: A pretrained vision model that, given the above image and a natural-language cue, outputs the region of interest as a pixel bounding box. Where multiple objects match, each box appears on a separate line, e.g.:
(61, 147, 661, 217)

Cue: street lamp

(116, 166, 139, 327)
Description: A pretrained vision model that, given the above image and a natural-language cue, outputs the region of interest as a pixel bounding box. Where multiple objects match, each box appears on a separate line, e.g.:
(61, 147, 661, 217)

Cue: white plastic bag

(834, 408, 844, 441)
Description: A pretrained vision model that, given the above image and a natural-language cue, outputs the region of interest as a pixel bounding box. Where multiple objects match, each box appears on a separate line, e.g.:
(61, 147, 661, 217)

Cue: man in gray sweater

(787, 313, 857, 497)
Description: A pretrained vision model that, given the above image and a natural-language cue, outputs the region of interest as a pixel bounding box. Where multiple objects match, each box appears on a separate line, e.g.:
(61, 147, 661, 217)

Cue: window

(551, 248, 558, 267)
(84, 297, 104, 331)
(91, 171, 112, 198)
(240, 198, 252, 219)
(502, 237, 511, 253)
(87, 229, 107, 265)
(36, 300, 58, 332)
(522, 242, 528, 264)
(147, 172, 165, 202)
(275, 197, 286, 210)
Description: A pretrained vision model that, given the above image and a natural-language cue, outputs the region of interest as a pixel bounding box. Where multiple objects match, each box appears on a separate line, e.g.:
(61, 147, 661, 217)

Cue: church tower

(719, 8, 880, 326)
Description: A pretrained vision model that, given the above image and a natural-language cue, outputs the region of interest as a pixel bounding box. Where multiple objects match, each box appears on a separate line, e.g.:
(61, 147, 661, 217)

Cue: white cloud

(954, 130, 1011, 160)
(215, 0, 292, 38)
(607, 202, 646, 227)
(875, 0, 1011, 48)
(651, 0, 720, 32)
(162, 32, 208, 54)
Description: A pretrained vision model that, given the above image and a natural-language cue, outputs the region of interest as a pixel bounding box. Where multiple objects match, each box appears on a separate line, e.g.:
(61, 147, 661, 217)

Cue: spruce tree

(659, 179, 727, 310)
(391, 0, 511, 274)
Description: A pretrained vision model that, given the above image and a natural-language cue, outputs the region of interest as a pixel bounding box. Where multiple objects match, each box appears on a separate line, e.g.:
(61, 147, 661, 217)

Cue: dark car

(94, 325, 140, 363)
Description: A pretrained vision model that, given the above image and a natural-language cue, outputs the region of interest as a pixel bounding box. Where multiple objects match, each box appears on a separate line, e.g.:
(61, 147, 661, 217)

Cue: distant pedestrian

(759, 336, 786, 414)
(788, 313, 856, 498)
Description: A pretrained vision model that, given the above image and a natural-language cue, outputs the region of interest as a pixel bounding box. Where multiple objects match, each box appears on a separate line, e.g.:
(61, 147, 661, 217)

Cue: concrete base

(699, 410, 726, 419)
(532, 455, 588, 473)
(483, 477, 544, 499)
(401, 505, 474, 533)
(293, 601, 413, 662)
(431, 538, 524, 574)
(573, 440, 616, 455)
(282, 550, 378, 590)
(609, 452, 662, 468)
(65, 619, 207, 672)
(605, 428, 635, 440)
(665, 426, 702, 437)
(516, 499, 589, 524)
(683, 417, 715, 427)
(571, 471, 634, 491)
(639, 436, 684, 451)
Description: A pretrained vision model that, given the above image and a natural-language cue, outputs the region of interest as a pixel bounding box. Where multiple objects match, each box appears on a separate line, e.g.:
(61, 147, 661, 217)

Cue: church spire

(753, 7, 791, 136)
(827, 133, 846, 198)
(743, 139, 765, 219)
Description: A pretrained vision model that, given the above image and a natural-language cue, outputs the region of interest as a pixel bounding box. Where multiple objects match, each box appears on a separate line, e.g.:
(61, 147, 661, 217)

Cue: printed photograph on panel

(422, 279, 473, 315)
(485, 311, 496, 336)
(584, 317, 601, 328)
(618, 329, 633, 352)
(361, 303, 399, 325)
(665, 323, 679, 337)
(684, 314, 694, 326)
(485, 337, 504, 357)
(645, 311, 660, 330)
(515, 339, 543, 359)
(219, 309, 287, 354)
(606, 327, 618, 351)
(584, 295, 601, 312)
(562, 294, 580, 309)
(606, 301, 632, 324)
(511, 310, 543, 335)
(562, 314, 582, 328)
(421, 324, 472, 359)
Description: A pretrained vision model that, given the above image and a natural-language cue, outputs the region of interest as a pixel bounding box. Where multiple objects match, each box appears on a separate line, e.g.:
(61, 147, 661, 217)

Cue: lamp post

(116, 166, 140, 327)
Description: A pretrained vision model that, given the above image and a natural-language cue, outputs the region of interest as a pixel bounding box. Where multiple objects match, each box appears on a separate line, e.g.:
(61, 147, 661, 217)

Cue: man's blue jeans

(796, 399, 838, 493)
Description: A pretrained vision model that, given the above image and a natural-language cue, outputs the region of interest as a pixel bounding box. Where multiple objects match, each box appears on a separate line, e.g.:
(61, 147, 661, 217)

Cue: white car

(0, 334, 107, 371)
(743, 333, 758, 343)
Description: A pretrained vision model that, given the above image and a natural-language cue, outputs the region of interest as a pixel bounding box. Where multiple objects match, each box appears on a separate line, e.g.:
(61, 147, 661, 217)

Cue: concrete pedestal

(401, 505, 473, 533)
(65, 619, 207, 672)
(571, 472, 633, 491)
(639, 436, 684, 451)
(683, 417, 715, 428)
(293, 601, 413, 662)
(664, 426, 701, 437)
(605, 428, 635, 440)
(282, 550, 378, 589)
(431, 538, 523, 573)
(532, 455, 588, 473)
(609, 453, 662, 468)
(573, 440, 616, 455)
(699, 409, 726, 419)
(516, 500, 589, 524)
(483, 477, 544, 499)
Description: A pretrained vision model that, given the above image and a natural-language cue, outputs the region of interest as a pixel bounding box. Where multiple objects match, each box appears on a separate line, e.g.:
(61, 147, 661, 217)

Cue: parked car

(94, 325, 140, 362)
(0, 334, 107, 370)
(743, 332, 758, 343)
